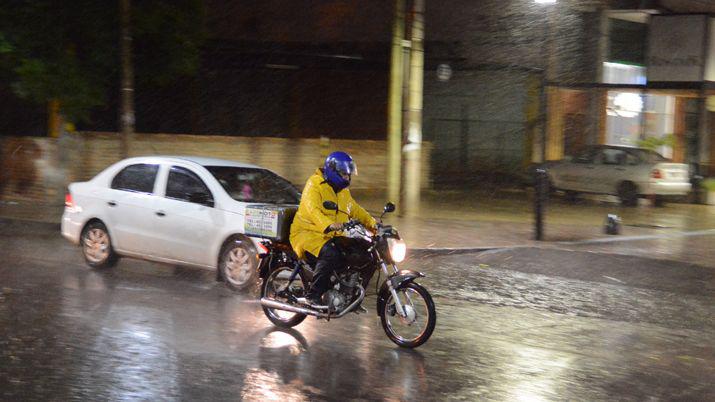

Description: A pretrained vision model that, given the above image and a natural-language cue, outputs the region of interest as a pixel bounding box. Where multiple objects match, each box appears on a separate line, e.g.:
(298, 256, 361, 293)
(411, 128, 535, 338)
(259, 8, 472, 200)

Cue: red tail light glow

(65, 193, 74, 208)
(651, 169, 663, 179)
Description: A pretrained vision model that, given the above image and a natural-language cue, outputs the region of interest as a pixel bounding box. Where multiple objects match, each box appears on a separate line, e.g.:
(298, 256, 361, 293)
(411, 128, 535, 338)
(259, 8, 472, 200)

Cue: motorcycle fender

(376, 269, 425, 316)
(258, 251, 292, 280)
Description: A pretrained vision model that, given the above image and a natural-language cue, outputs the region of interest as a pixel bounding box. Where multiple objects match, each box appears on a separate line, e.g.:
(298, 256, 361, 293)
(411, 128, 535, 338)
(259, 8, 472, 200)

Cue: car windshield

(205, 166, 300, 204)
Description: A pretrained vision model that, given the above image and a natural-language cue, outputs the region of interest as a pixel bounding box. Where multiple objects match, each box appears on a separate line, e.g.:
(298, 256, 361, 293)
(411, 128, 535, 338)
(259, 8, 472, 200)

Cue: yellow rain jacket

(290, 169, 377, 259)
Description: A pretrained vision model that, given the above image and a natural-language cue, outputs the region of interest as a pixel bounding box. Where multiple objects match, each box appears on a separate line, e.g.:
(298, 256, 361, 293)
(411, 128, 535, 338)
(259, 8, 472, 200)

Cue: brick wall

(0, 132, 432, 203)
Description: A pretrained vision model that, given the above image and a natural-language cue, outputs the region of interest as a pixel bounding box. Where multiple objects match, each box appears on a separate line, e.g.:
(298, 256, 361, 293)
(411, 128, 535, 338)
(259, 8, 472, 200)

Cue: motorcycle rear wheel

(379, 282, 436, 348)
(261, 265, 308, 328)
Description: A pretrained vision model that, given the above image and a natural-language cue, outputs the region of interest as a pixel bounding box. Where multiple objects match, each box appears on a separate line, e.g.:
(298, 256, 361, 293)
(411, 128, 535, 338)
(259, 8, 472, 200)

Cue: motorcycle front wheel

(261, 265, 308, 328)
(379, 282, 436, 348)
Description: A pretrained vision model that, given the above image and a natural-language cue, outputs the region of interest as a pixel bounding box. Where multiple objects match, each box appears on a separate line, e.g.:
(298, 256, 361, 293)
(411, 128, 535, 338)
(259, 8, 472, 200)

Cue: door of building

(563, 113, 587, 157)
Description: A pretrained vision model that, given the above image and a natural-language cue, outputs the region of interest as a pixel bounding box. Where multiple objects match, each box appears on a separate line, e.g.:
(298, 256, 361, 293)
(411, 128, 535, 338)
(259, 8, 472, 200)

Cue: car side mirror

(323, 201, 338, 211)
(383, 202, 395, 214)
(189, 192, 214, 207)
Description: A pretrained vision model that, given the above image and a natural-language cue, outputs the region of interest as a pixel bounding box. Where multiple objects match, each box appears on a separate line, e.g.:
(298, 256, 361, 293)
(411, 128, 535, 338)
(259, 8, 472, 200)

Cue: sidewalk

(3, 189, 714, 251)
(353, 188, 715, 250)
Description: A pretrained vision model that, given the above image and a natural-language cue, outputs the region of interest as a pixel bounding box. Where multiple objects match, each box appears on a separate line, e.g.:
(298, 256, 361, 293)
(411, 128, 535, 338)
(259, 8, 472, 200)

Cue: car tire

(618, 182, 639, 207)
(546, 177, 557, 196)
(564, 190, 579, 203)
(219, 239, 258, 291)
(81, 221, 119, 269)
(654, 195, 666, 207)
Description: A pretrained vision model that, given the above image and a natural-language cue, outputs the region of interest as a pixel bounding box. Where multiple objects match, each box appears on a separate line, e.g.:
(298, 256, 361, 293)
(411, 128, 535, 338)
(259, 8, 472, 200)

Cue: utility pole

(387, 0, 405, 205)
(119, 0, 134, 158)
(403, 0, 425, 217)
(534, 0, 556, 240)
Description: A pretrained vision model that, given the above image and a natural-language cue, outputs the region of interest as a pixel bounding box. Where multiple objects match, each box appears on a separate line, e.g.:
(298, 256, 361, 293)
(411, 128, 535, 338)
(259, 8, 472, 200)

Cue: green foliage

(0, 0, 205, 123)
(133, 0, 206, 87)
(0, 33, 12, 54)
(701, 178, 715, 192)
(637, 134, 675, 151)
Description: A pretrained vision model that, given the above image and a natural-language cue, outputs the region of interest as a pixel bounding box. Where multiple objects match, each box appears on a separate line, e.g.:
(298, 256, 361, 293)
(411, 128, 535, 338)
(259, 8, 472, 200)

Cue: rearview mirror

(322, 201, 338, 211)
(383, 202, 395, 213)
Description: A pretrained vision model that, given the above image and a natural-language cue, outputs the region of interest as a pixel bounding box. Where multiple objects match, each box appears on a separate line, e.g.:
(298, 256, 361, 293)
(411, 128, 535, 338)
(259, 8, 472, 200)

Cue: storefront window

(606, 91, 675, 157)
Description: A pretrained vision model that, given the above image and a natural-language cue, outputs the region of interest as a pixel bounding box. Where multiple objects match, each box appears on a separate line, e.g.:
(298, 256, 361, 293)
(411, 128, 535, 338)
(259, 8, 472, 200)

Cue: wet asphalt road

(1, 219, 714, 401)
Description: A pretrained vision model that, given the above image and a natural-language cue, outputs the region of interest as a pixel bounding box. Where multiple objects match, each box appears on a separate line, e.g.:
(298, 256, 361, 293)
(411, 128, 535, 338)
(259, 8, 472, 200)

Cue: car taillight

(651, 169, 663, 179)
(65, 193, 74, 208)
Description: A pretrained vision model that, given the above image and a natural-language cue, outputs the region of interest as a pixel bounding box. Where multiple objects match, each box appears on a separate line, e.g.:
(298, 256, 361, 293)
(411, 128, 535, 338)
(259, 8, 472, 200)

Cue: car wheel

(546, 177, 557, 196)
(654, 195, 666, 207)
(564, 190, 579, 203)
(219, 240, 258, 291)
(81, 221, 119, 268)
(618, 182, 639, 207)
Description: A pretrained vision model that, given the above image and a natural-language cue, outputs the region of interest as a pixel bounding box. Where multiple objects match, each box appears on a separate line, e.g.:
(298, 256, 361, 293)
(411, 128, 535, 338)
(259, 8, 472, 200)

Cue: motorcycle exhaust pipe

(260, 298, 328, 318)
(260, 285, 365, 319)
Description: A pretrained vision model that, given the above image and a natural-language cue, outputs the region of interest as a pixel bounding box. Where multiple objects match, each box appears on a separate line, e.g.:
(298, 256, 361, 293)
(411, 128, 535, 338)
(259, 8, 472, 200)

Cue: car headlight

(387, 238, 406, 263)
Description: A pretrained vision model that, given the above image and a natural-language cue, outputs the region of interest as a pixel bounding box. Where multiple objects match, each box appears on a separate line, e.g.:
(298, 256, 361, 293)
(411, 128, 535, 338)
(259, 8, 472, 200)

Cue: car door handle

(107, 201, 117, 207)
(155, 211, 166, 217)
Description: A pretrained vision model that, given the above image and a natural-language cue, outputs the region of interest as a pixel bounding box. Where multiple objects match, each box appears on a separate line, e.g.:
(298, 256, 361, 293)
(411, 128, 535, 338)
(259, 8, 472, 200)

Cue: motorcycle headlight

(387, 238, 406, 263)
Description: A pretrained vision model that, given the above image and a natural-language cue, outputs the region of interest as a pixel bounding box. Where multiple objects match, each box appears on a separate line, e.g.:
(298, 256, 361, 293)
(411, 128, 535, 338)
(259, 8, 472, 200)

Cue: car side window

(601, 149, 626, 165)
(625, 152, 640, 165)
(166, 166, 214, 206)
(573, 148, 595, 164)
(111, 164, 159, 193)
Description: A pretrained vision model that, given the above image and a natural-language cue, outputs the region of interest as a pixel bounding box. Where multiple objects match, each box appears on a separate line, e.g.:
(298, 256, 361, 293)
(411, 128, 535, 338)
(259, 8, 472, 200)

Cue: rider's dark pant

(306, 238, 346, 299)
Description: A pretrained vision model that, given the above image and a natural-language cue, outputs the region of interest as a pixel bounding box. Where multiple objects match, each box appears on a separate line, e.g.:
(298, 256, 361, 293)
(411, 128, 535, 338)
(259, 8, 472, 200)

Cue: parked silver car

(546, 145, 691, 206)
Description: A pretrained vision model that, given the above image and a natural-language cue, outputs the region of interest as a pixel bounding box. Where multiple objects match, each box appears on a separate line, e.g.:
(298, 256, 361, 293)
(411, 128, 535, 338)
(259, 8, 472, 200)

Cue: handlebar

(326, 220, 365, 233)
(342, 220, 361, 231)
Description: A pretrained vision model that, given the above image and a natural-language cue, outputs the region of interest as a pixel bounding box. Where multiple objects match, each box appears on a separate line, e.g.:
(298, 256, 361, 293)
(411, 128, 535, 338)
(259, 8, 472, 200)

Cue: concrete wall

(0, 132, 432, 203)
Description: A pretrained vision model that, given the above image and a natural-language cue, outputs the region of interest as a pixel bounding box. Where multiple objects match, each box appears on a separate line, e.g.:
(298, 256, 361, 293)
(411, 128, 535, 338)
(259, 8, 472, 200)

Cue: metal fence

(425, 118, 526, 186)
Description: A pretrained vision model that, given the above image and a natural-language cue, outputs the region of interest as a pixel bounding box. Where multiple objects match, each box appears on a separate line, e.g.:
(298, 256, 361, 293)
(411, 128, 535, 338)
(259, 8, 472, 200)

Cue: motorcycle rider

(290, 151, 377, 308)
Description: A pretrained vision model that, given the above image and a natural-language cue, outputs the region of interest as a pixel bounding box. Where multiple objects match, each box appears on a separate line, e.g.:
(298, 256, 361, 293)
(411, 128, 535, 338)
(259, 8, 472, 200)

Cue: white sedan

(61, 156, 300, 290)
(547, 145, 691, 206)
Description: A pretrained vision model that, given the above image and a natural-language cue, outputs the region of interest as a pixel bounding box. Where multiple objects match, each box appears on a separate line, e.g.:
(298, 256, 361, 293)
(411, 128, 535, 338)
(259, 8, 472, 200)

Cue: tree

(0, 0, 204, 131)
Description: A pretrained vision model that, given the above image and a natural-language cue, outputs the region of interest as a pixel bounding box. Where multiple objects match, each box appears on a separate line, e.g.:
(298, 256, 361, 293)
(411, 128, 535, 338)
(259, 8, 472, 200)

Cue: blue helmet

(323, 151, 357, 191)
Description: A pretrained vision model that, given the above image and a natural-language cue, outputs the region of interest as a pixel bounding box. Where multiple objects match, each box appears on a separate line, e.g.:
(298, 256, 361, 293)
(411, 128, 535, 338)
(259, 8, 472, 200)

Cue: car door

(561, 147, 598, 191)
(151, 165, 226, 266)
(594, 147, 630, 195)
(105, 163, 161, 255)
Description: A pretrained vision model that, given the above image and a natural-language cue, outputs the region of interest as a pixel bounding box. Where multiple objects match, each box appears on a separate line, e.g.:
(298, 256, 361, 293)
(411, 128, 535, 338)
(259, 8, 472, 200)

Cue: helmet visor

(335, 160, 357, 176)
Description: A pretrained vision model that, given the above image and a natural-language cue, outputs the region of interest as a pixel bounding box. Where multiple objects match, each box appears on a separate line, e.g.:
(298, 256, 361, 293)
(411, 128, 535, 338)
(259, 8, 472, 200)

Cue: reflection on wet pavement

(1, 223, 714, 400)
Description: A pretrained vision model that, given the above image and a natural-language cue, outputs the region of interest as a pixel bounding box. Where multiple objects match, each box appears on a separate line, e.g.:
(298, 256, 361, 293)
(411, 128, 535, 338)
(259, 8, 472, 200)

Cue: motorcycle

(258, 201, 436, 348)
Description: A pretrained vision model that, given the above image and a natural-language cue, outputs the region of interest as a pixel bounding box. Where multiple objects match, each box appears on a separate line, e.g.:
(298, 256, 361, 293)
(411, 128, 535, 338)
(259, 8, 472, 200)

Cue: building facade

(547, 6, 715, 177)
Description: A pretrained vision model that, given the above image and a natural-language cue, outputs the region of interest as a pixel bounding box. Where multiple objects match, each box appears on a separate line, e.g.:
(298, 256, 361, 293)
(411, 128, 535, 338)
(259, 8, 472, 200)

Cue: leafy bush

(701, 178, 715, 191)
(637, 134, 675, 151)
